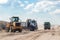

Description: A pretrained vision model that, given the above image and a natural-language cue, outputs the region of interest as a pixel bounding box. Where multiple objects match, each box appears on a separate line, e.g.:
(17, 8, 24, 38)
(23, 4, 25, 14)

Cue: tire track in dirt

(0, 31, 38, 40)
(28, 30, 51, 40)
(15, 30, 50, 40)
(0, 31, 30, 40)
(0, 30, 52, 40)
(12, 30, 43, 40)
(35, 29, 60, 40)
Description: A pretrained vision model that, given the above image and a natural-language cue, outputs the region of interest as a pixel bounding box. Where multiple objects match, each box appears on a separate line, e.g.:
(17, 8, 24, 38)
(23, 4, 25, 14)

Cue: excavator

(6, 16, 22, 32)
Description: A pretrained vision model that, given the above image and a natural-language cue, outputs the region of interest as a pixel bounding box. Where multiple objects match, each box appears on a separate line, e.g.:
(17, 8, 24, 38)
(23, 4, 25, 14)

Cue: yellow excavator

(6, 16, 22, 32)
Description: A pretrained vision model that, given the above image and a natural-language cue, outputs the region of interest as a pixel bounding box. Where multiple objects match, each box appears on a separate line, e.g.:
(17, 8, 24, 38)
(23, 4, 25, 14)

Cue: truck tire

(30, 27, 35, 31)
(48, 28, 50, 30)
(11, 29, 13, 32)
(30, 29, 34, 31)
(44, 27, 47, 30)
(12, 29, 16, 32)
(19, 29, 22, 32)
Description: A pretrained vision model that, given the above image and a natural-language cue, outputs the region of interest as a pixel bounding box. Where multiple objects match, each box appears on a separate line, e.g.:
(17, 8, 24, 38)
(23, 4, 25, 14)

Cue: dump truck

(26, 19, 38, 31)
(44, 22, 51, 30)
(6, 16, 22, 32)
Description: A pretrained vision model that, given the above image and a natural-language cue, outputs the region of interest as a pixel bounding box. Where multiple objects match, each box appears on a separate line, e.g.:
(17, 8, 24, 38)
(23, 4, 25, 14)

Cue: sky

(0, 0, 60, 25)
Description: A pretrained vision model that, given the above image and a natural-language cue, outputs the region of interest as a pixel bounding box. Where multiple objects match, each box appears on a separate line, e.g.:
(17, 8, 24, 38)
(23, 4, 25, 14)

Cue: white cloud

(0, 0, 8, 4)
(24, 3, 34, 10)
(31, 1, 56, 13)
(18, 1, 22, 4)
(49, 9, 60, 15)
(24, 1, 29, 4)
(20, 4, 24, 7)
(18, 1, 25, 7)
(24, 1, 58, 13)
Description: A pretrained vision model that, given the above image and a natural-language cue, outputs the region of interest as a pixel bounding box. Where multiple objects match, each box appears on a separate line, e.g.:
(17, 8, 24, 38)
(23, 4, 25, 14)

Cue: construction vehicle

(26, 19, 38, 31)
(44, 22, 51, 30)
(6, 16, 22, 32)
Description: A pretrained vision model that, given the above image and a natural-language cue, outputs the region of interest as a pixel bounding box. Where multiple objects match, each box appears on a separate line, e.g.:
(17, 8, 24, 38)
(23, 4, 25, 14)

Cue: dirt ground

(0, 26, 60, 40)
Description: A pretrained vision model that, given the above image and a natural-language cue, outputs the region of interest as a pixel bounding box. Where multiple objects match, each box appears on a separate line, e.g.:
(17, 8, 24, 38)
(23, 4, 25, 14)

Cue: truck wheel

(44, 28, 50, 30)
(30, 26, 35, 31)
(30, 29, 34, 31)
(13, 30, 16, 32)
(30, 27, 35, 31)
(11, 29, 13, 32)
(44, 27, 47, 30)
(48, 28, 50, 30)
(19, 29, 22, 32)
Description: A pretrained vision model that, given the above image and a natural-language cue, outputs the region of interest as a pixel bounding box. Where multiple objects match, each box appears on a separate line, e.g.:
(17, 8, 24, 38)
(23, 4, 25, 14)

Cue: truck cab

(44, 22, 51, 30)
(27, 19, 38, 31)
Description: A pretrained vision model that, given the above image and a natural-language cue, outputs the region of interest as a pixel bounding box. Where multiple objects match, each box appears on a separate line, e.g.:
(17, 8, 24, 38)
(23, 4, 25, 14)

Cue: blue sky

(0, 0, 60, 25)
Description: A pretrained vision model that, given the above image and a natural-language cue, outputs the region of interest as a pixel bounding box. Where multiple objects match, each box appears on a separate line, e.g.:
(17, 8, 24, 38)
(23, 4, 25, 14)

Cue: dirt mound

(0, 21, 8, 30)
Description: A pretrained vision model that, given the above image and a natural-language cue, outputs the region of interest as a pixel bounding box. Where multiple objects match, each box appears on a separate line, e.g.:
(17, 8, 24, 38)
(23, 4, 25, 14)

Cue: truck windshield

(11, 17, 19, 22)
(32, 21, 36, 24)
(44, 22, 50, 25)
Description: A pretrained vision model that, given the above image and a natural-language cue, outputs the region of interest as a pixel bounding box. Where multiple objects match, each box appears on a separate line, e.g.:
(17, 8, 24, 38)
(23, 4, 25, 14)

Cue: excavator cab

(10, 17, 19, 22)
